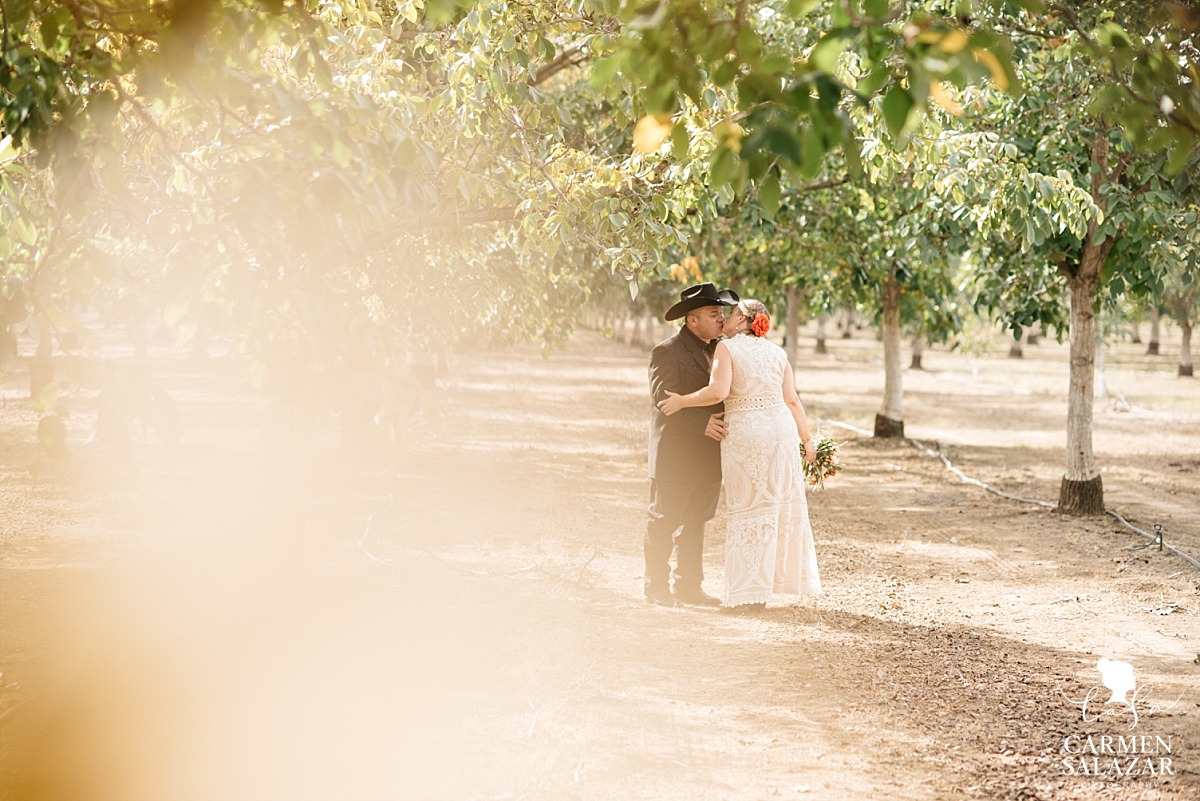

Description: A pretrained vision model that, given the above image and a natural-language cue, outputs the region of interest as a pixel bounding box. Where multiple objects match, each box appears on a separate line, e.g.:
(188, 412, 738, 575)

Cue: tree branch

(797, 176, 850, 192)
(530, 44, 587, 86)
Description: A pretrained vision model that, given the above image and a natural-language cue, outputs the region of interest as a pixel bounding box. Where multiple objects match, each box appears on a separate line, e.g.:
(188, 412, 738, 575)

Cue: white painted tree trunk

(631, 314, 644, 347)
(1065, 277, 1099, 483)
(1094, 340, 1107, 399)
(1180, 317, 1193, 377)
(785, 285, 799, 367)
(815, 313, 828, 354)
(910, 333, 924, 369)
(1148, 307, 1161, 355)
(875, 276, 904, 438)
(1026, 321, 1041, 345)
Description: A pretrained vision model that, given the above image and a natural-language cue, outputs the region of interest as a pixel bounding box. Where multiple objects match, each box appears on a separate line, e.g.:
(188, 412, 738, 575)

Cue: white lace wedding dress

(720, 334, 822, 606)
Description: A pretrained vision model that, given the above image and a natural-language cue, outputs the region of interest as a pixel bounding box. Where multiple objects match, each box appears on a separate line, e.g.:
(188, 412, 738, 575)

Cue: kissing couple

(645, 282, 822, 612)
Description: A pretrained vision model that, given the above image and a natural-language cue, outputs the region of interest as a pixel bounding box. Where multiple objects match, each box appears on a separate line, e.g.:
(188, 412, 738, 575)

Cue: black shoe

(645, 588, 678, 607)
(673, 586, 722, 607)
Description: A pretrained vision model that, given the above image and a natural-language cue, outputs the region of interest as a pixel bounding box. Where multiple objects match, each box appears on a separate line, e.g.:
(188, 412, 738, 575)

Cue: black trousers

(644, 478, 721, 593)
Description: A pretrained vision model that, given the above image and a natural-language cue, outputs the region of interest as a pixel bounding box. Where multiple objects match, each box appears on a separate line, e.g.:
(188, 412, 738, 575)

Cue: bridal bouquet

(802, 434, 842, 491)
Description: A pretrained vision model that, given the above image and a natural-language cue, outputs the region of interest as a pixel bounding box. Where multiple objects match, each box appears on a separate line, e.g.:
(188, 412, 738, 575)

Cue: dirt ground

(1, 323, 1198, 801)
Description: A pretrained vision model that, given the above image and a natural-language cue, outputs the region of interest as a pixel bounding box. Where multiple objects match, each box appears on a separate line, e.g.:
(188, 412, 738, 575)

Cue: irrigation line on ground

(1105, 510, 1200, 571)
(819, 419, 1200, 573)
(906, 437, 1056, 509)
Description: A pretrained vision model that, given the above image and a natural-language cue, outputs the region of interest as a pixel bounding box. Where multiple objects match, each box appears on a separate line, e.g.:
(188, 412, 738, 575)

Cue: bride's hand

(658, 391, 684, 416)
(803, 440, 816, 464)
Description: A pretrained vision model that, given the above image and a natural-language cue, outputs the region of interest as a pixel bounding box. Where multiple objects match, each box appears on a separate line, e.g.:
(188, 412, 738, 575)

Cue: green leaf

(1087, 84, 1123, 117)
(1010, 0, 1046, 11)
(713, 60, 739, 86)
(800, 125, 823, 179)
(855, 66, 889, 97)
(671, 123, 690, 161)
(843, 136, 863, 179)
(765, 126, 803, 166)
(758, 172, 781, 220)
(710, 146, 737, 189)
(810, 33, 850, 73)
(1166, 139, 1193, 175)
(590, 56, 620, 89)
(13, 218, 37, 246)
(882, 85, 913, 138)
(424, 0, 461, 25)
(785, 0, 821, 16)
(1097, 23, 1131, 49)
(311, 49, 334, 92)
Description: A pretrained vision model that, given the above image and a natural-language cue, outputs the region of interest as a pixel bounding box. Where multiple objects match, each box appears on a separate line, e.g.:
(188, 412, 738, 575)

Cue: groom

(645, 282, 739, 607)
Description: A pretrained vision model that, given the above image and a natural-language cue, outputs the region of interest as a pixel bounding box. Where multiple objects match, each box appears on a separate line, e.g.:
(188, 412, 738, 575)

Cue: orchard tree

(966, 3, 1200, 514)
(1157, 219, 1200, 377)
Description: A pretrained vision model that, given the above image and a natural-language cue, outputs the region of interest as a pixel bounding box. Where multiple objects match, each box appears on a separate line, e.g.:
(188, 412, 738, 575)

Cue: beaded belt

(724, 393, 784, 413)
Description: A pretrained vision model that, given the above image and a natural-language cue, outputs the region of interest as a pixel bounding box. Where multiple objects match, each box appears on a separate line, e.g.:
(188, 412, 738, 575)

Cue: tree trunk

(874, 276, 904, 438)
(1059, 265, 1105, 514)
(631, 314, 644, 347)
(1059, 134, 1120, 516)
(1008, 338, 1023, 358)
(815, 313, 828, 354)
(1129, 318, 1141, 344)
(910, 333, 924, 369)
(1026, 322, 1041, 346)
(785, 285, 799, 366)
(1147, 307, 1160, 355)
(1180, 317, 1193, 377)
(1094, 340, 1107, 399)
(841, 307, 852, 339)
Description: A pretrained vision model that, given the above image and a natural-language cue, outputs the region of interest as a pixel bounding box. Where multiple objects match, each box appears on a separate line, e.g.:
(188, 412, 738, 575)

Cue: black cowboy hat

(664, 283, 741, 321)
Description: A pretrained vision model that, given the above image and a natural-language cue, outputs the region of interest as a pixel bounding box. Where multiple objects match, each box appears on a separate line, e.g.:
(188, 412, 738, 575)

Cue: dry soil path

(1, 331, 1198, 801)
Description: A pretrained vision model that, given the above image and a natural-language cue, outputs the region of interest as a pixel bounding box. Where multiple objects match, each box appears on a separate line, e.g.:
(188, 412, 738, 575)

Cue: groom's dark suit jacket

(648, 326, 723, 484)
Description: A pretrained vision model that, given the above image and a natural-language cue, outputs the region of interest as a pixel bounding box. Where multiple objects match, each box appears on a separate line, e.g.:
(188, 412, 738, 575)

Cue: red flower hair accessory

(750, 314, 771, 337)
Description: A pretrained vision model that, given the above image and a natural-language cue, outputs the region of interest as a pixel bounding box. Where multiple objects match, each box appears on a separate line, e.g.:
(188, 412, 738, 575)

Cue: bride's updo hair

(739, 299, 771, 337)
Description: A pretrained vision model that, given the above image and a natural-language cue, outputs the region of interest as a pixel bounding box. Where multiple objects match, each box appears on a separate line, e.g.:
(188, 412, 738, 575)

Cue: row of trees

(613, 0, 1200, 514)
(0, 1, 1197, 513)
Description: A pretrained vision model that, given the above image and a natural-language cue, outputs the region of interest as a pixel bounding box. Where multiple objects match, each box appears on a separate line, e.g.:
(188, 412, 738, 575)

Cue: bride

(658, 299, 822, 611)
